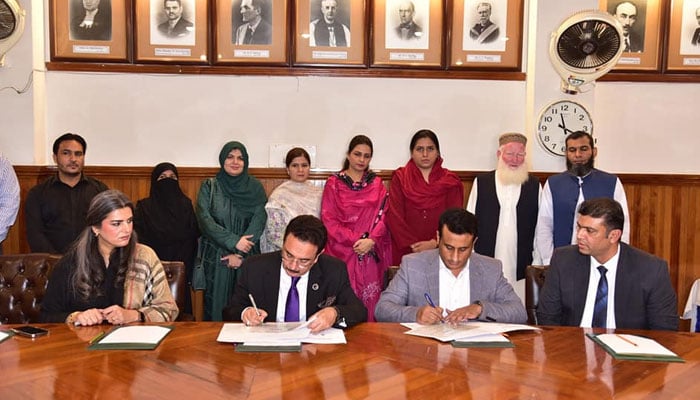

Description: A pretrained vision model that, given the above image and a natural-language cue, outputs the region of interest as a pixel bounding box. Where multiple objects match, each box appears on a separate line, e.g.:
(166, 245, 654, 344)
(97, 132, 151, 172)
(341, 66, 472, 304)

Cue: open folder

(88, 325, 174, 350)
(586, 333, 684, 363)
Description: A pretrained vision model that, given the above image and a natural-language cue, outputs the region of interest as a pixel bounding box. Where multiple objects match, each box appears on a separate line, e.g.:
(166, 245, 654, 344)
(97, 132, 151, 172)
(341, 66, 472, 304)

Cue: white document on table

(402, 321, 539, 342)
(217, 321, 346, 345)
(99, 326, 172, 345)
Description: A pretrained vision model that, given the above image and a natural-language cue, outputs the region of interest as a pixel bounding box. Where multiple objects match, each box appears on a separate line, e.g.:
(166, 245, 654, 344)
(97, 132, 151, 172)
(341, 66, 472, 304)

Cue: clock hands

(557, 113, 574, 135)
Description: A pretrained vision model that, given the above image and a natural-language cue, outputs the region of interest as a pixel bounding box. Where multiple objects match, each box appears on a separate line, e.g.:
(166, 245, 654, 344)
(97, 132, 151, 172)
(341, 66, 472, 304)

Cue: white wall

(1, 0, 699, 173)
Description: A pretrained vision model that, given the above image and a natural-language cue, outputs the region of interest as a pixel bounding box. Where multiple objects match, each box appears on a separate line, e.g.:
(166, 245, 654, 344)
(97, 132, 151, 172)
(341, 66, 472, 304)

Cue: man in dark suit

(223, 215, 367, 332)
(233, 0, 272, 45)
(70, 0, 112, 41)
(157, 0, 193, 38)
(395, 1, 422, 41)
(613, 1, 644, 52)
(537, 198, 678, 331)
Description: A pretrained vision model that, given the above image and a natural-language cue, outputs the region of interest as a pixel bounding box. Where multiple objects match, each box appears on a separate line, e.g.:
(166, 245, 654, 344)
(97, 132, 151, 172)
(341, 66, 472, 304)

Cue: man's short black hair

(284, 215, 328, 254)
(438, 208, 478, 237)
(565, 130, 594, 148)
(578, 197, 625, 235)
(53, 133, 87, 155)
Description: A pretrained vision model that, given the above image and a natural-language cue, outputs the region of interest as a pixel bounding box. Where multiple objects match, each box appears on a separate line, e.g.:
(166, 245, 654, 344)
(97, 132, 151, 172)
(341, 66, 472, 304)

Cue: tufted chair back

(0, 254, 62, 324)
(161, 261, 193, 321)
(525, 265, 549, 325)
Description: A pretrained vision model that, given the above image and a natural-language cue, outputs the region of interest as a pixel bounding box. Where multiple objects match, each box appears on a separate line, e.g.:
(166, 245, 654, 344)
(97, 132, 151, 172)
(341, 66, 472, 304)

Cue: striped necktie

(592, 266, 608, 328)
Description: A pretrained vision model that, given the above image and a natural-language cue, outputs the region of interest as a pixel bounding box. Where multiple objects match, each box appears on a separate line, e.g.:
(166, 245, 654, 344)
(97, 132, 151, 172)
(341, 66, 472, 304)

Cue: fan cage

(557, 19, 621, 70)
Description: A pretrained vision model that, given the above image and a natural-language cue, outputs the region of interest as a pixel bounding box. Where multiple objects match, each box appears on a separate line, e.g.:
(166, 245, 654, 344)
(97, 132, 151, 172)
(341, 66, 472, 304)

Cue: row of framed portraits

(50, 0, 700, 73)
(50, 0, 524, 69)
(602, 0, 700, 72)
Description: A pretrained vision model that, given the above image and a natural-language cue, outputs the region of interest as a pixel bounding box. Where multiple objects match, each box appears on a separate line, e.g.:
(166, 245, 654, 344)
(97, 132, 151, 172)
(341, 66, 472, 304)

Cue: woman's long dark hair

(342, 134, 374, 171)
(69, 190, 138, 300)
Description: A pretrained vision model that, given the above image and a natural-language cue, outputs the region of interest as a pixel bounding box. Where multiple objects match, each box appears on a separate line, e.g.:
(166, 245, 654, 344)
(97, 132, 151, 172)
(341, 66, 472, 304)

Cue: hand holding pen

(242, 294, 268, 326)
(416, 293, 445, 325)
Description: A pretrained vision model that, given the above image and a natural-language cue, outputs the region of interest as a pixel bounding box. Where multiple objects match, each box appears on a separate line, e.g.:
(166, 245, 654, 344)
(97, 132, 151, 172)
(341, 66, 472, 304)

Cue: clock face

(537, 100, 593, 156)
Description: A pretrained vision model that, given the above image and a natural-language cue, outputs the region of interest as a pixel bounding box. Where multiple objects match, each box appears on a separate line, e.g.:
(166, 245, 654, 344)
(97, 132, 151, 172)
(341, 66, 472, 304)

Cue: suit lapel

(613, 243, 630, 325)
(263, 254, 282, 321)
(427, 252, 440, 304)
(572, 252, 591, 324)
(306, 264, 324, 315)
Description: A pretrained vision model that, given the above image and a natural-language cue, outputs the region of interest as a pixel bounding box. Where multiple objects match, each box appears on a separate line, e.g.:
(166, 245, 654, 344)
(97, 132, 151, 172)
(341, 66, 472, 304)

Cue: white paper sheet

(98, 326, 172, 345)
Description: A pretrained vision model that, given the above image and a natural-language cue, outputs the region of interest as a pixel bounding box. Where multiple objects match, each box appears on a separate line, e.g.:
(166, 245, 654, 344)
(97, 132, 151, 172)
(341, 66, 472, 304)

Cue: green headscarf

(215, 141, 267, 210)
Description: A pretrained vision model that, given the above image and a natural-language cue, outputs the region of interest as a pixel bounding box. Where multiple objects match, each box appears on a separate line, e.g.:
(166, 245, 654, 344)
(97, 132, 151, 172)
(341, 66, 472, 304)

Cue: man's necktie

(284, 276, 300, 322)
(624, 36, 630, 52)
(244, 26, 254, 45)
(592, 266, 608, 328)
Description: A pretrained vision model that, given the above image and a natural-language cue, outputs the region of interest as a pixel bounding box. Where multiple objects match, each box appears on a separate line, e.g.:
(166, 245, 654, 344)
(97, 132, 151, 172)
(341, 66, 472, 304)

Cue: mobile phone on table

(11, 325, 49, 338)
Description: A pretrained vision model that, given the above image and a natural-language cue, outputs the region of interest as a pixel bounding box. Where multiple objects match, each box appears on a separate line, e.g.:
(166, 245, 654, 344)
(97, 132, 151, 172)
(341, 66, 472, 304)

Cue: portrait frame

(134, 0, 209, 63)
(372, 0, 444, 67)
(599, 0, 663, 71)
(666, 0, 700, 71)
(49, 0, 130, 61)
(449, 0, 523, 69)
(214, 0, 289, 65)
(294, 0, 367, 67)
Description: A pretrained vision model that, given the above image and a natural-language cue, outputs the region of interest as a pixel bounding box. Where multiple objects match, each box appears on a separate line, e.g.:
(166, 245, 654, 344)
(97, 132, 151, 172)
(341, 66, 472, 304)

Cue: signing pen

(88, 331, 106, 345)
(248, 294, 262, 317)
(424, 293, 437, 308)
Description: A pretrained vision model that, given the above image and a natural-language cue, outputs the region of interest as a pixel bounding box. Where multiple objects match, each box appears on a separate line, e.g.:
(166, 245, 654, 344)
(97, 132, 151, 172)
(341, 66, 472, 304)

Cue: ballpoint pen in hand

(248, 294, 262, 317)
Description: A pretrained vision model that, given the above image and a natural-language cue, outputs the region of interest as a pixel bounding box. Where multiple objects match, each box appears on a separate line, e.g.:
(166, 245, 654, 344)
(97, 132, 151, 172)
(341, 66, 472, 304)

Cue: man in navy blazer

(223, 215, 367, 331)
(537, 198, 678, 331)
(375, 208, 527, 324)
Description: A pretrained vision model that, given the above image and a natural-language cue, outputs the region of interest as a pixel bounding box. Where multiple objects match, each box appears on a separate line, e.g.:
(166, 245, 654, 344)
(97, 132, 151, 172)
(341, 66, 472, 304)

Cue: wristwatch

(473, 300, 484, 319)
(138, 311, 146, 322)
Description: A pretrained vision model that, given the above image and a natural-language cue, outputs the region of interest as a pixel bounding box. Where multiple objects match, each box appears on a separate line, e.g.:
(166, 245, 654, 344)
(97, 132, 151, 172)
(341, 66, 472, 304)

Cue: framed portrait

(372, 0, 443, 67)
(599, 0, 663, 71)
(214, 0, 289, 65)
(294, 0, 367, 66)
(666, 0, 700, 71)
(449, 0, 523, 69)
(134, 0, 208, 63)
(49, 0, 130, 61)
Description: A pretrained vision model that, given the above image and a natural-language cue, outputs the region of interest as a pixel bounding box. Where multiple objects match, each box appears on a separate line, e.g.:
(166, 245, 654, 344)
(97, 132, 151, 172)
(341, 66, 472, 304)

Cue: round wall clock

(537, 100, 593, 156)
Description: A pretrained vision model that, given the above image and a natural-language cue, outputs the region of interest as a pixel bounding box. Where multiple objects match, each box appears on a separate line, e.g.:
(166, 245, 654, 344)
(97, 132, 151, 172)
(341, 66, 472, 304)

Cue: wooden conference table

(1, 322, 699, 399)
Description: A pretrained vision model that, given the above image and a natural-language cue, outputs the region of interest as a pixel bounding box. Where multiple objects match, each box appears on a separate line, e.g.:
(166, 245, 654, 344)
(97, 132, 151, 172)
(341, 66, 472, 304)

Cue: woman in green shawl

(196, 141, 267, 321)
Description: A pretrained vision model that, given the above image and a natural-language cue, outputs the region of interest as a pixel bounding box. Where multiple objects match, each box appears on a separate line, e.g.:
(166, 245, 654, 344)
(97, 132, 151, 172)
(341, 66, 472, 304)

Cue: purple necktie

(285, 276, 300, 322)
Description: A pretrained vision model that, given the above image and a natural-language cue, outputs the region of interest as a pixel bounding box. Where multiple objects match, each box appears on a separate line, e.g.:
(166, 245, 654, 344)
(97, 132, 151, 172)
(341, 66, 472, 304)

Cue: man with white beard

(466, 133, 540, 302)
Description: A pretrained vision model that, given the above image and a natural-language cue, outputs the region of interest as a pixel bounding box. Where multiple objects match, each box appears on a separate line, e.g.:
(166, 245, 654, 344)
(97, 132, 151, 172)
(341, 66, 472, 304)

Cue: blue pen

(424, 293, 445, 323)
(424, 293, 437, 308)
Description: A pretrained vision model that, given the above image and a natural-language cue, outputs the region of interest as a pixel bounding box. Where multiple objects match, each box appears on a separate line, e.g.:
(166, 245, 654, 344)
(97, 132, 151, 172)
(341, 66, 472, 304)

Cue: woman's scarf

(215, 141, 267, 211)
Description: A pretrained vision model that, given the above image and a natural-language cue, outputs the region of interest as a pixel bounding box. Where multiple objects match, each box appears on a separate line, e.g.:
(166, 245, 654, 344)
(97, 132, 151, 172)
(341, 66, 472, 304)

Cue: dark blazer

(536, 243, 678, 331)
(692, 28, 700, 46)
(623, 31, 644, 53)
(394, 22, 422, 40)
(222, 252, 367, 327)
(158, 18, 194, 38)
(233, 19, 272, 45)
(70, 6, 112, 41)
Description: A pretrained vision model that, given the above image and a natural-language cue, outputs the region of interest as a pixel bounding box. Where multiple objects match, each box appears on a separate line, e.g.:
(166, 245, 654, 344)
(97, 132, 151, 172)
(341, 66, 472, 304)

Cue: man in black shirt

(25, 133, 108, 253)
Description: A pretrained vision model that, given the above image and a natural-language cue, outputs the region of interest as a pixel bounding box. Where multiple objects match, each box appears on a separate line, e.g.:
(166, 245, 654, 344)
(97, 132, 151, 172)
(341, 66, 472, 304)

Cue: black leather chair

(161, 261, 193, 321)
(0, 253, 62, 324)
(383, 266, 400, 290)
(525, 265, 549, 325)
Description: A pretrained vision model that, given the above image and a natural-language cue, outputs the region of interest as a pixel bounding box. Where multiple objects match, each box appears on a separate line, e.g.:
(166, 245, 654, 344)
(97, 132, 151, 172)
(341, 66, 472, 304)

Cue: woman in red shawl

(387, 129, 464, 265)
(321, 135, 391, 322)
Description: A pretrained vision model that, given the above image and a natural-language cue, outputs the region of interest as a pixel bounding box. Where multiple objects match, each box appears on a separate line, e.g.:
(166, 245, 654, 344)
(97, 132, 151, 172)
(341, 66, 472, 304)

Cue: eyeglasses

(281, 249, 315, 267)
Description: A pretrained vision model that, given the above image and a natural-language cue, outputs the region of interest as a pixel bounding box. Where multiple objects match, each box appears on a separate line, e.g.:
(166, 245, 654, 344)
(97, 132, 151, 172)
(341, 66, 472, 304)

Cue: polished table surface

(1, 322, 699, 399)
